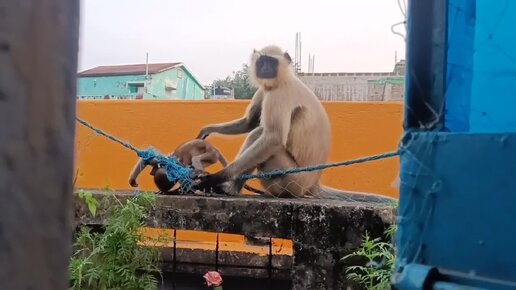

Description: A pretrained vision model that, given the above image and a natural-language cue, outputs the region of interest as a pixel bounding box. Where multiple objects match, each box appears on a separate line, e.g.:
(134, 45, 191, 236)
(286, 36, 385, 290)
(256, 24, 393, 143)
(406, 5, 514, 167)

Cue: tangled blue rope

(76, 117, 399, 189)
(76, 117, 193, 191)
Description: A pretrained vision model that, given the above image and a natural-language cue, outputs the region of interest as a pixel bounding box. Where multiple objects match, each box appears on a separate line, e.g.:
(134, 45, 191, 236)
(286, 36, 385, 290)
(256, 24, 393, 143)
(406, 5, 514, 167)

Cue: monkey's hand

(129, 178, 138, 187)
(194, 171, 229, 195)
(196, 126, 213, 140)
(189, 168, 207, 180)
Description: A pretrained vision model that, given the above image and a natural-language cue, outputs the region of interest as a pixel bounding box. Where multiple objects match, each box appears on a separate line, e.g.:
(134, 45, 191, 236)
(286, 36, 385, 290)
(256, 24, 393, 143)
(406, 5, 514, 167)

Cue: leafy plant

(76, 190, 98, 217)
(341, 225, 397, 290)
(70, 192, 165, 290)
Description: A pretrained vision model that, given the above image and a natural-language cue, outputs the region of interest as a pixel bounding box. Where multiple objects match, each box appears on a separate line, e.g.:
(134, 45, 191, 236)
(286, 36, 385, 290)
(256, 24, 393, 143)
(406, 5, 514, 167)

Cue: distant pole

(0, 0, 79, 289)
(294, 32, 303, 73)
(145, 52, 149, 94)
(299, 33, 302, 72)
(295, 33, 298, 72)
(145, 52, 149, 77)
(308, 53, 311, 73)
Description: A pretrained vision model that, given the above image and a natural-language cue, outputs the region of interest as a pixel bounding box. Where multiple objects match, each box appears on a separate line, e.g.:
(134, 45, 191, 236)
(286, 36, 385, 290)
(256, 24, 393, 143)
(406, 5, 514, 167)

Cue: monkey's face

(249, 45, 292, 88)
(255, 55, 279, 79)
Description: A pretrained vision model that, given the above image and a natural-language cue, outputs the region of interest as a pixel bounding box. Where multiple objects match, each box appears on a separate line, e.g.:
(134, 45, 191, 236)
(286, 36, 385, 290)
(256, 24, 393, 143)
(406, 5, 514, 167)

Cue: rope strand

(239, 151, 399, 181)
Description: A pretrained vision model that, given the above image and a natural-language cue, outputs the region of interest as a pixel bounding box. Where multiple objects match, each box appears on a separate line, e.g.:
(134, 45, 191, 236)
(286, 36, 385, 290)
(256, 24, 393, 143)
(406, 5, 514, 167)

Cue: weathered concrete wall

(367, 79, 405, 102)
(299, 73, 404, 102)
(298, 60, 406, 102)
(75, 191, 396, 290)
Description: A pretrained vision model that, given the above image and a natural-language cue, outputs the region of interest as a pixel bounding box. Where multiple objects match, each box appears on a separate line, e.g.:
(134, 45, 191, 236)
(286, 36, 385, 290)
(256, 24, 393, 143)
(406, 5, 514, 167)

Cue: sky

(78, 0, 407, 85)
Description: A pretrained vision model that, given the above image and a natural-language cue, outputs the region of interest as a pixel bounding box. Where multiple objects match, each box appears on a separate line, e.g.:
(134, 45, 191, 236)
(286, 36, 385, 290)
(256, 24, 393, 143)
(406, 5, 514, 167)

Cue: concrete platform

(74, 190, 396, 290)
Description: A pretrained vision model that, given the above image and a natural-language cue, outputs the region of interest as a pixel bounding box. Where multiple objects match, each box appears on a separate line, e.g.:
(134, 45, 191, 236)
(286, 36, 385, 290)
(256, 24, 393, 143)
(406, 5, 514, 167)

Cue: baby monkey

(128, 139, 227, 194)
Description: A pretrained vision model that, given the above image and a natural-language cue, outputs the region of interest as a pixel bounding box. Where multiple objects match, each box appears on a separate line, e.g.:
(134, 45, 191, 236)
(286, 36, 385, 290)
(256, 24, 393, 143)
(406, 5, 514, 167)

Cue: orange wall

(75, 100, 403, 198)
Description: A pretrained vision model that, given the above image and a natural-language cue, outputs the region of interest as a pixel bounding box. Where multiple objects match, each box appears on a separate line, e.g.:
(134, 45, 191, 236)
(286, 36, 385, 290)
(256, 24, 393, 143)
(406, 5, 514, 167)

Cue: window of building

(177, 68, 183, 79)
(165, 79, 177, 99)
(128, 82, 145, 94)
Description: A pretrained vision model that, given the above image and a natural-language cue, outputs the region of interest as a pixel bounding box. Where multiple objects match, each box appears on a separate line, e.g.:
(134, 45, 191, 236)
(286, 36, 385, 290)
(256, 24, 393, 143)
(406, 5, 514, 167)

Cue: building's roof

(78, 62, 182, 77)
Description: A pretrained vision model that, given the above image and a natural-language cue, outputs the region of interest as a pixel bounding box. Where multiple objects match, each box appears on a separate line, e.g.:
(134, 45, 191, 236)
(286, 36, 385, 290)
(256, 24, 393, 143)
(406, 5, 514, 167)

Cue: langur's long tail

(311, 185, 397, 204)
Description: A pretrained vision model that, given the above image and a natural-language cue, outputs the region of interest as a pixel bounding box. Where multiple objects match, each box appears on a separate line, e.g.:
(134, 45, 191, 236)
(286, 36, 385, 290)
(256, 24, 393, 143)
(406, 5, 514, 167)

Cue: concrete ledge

(74, 190, 396, 290)
(75, 190, 395, 238)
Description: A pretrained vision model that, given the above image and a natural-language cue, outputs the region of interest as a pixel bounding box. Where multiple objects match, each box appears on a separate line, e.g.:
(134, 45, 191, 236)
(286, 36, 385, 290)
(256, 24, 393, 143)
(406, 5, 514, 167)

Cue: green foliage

(70, 192, 163, 290)
(211, 63, 256, 99)
(341, 225, 397, 290)
(76, 190, 98, 217)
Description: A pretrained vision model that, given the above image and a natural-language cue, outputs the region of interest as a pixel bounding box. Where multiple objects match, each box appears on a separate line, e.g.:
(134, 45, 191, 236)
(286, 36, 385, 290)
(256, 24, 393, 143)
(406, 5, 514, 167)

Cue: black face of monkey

(255, 52, 292, 79)
(255, 55, 279, 79)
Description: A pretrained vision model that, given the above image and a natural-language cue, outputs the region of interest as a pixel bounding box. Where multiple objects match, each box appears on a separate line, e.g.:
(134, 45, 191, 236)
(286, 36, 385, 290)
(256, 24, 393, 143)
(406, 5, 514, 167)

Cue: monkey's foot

(191, 182, 230, 196)
(192, 189, 229, 197)
(200, 185, 229, 195)
(191, 172, 232, 196)
(163, 188, 184, 195)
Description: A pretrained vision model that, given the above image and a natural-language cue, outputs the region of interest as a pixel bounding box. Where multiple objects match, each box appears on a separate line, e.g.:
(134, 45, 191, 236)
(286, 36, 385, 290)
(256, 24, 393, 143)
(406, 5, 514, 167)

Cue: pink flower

(203, 271, 223, 287)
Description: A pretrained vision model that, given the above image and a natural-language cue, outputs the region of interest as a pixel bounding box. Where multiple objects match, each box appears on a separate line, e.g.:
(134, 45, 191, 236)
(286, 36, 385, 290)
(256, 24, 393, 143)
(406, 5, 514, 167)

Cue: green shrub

(70, 191, 163, 290)
(341, 225, 396, 290)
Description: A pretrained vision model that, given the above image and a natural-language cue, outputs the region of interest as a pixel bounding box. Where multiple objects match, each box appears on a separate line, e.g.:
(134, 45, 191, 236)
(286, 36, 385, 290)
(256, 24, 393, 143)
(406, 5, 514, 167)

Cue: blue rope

(239, 151, 400, 181)
(76, 117, 399, 189)
(76, 117, 194, 191)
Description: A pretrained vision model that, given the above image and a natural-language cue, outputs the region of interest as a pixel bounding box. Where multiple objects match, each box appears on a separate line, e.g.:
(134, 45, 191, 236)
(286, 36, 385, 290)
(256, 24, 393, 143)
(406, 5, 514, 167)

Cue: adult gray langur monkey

(196, 45, 394, 203)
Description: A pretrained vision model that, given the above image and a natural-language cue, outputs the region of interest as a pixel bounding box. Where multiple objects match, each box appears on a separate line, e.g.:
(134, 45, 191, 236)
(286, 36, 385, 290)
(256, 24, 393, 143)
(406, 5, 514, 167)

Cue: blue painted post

(394, 0, 516, 289)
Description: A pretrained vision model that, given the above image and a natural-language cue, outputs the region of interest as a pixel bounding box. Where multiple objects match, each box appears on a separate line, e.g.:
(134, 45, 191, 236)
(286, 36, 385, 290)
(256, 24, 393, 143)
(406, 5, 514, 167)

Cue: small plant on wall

(341, 224, 397, 290)
(70, 191, 164, 290)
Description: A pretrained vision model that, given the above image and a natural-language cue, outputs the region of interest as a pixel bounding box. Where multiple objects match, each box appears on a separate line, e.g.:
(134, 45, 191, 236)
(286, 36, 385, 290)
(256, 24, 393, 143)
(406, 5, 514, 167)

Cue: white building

(298, 60, 405, 102)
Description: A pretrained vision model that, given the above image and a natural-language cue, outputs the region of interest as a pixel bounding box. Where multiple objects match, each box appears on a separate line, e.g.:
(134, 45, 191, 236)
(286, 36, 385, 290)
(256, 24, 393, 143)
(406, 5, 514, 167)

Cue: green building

(77, 63, 205, 100)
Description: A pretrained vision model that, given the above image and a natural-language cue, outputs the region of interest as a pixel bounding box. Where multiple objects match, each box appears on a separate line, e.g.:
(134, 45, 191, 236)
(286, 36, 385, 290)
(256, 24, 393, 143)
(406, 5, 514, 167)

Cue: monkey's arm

(198, 117, 250, 138)
(197, 90, 263, 138)
(128, 158, 148, 187)
(223, 97, 291, 177)
(214, 148, 228, 167)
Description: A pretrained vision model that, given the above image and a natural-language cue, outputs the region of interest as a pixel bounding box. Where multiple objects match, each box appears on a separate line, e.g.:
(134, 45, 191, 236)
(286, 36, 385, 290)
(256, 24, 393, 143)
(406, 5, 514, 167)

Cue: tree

(211, 64, 256, 99)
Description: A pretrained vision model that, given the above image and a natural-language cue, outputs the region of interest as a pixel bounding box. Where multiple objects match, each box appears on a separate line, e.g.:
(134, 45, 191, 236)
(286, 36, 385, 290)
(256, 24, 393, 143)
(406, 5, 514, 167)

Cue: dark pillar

(403, 0, 448, 130)
(0, 0, 79, 289)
